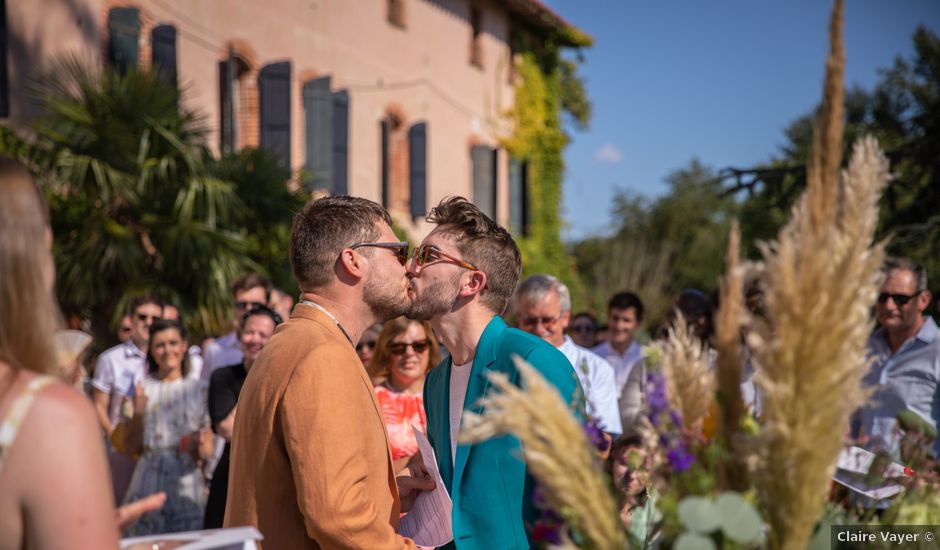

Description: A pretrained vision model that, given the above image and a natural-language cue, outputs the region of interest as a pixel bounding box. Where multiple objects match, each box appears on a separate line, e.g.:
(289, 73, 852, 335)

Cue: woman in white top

(121, 319, 212, 536)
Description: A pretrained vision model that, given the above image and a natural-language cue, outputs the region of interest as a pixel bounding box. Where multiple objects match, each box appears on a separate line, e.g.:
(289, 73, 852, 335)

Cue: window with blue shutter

(409, 122, 427, 220)
(151, 25, 177, 87)
(107, 7, 140, 74)
(381, 118, 391, 208)
(0, 0, 8, 117)
(332, 90, 349, 195)
(302, 76, 332, 192)
(508, 157, 529, 236)
(259, 61, 292, 168)
(471, 145, 497, 219)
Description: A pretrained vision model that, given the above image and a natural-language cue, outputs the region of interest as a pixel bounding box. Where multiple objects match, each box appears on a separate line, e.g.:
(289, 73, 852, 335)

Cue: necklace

(300, 300, 353, 345)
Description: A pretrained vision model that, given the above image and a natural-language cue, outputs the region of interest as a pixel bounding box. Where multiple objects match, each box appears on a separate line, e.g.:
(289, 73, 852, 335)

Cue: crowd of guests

(1, 154, 938, 548)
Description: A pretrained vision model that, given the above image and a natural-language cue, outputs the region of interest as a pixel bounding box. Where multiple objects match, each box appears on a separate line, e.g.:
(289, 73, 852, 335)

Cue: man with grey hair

(514, 274, 622, 436)
(856, 256, 939, 459)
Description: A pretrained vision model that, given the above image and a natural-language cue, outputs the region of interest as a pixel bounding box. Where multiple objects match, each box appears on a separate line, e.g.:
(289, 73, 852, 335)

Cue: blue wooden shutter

(259, 62, 292, 168)
(108, 7, 140, 74)
(0, 0, 8, 117)
(302, 76, 332, 191)
(409, 122, 427, 220)
(471, 145, 497, 219)
(332, 90, 349, 195)
(151, 25, 177, 86)
(508, 157, 529, 236)
(381, 118, 391, 208)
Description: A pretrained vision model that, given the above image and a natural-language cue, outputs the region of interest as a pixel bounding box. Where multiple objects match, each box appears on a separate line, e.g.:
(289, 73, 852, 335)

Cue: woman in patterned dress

(121, 319, 212, 535)
(371, 318, 441, 473)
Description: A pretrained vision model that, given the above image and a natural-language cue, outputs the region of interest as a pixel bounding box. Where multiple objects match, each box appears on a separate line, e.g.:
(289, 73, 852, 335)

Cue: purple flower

(583, 417, 610, 453)
(667, 443, 696, 472)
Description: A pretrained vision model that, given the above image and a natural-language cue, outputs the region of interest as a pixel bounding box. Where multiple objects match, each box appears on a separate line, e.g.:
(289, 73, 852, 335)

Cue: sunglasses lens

(412, 342, 428, 353)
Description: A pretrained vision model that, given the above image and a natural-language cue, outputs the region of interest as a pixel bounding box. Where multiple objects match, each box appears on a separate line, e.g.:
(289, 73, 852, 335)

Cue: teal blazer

(423, 316, 581, 550)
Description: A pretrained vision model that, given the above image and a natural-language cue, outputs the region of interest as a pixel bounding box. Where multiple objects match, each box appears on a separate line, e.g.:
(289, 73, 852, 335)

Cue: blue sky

(543, 1, 940, 241)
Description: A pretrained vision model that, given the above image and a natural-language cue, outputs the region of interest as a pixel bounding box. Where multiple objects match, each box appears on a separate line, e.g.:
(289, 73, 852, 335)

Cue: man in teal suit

(406, 197, 581, 549)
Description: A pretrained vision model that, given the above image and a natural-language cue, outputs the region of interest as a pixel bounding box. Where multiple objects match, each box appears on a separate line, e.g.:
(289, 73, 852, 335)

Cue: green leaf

(715, 492, 763, 543)
(677, 496, 720, 533)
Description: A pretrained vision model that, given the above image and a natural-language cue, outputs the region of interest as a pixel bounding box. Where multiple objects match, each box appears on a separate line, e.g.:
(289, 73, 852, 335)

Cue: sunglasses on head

(356, 340, 377, 353)
(412, 244, 478, 270)
(350, 242, 411, 266)
(877, 291, 922, 306)
(388, 339, 430, 355)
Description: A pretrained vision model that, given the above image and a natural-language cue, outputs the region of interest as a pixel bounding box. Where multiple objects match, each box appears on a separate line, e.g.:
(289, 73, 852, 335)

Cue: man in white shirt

(514, 274, 622, 436)
(91, 294, 163, 503)
(593, 292, 646, 395)
(202, 273, 271, 381)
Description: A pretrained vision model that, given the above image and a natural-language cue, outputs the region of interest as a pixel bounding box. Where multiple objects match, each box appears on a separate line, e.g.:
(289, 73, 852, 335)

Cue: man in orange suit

(225, 196, 432, 548)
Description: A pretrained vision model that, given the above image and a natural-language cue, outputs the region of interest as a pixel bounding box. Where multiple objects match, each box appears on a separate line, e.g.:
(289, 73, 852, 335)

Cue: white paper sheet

(832, 446, 908, 500)
(398, 427, 453, 547)
(121, 526, 263, 550)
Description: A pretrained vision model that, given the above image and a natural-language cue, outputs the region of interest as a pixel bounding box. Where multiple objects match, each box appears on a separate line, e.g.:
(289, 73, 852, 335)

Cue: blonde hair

(369, 317, 441, 380)
(0, 158, 62, 374)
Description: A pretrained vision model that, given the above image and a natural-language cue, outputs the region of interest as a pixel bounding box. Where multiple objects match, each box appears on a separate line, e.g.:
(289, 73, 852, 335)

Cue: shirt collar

(123, 339, 146, 359)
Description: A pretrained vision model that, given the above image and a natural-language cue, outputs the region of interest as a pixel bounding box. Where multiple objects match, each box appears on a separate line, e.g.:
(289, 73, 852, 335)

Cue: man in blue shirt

(406, 197, 581, 549)
(857, 257, 940, 459)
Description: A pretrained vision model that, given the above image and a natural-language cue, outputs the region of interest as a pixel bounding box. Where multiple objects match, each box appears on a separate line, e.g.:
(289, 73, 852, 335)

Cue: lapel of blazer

(451, 316, 505, 494)
(428, 356, 454, 491)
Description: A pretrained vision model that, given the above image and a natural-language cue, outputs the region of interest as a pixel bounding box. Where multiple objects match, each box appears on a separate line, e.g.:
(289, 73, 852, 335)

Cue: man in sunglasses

(225, 196, 431, 549)
(202, 273, 272, 382)
(855, 257, 939, 459)
(406, 197, 581, 549)
(91, 294, 163, 504)
(514, 274, 621, 438)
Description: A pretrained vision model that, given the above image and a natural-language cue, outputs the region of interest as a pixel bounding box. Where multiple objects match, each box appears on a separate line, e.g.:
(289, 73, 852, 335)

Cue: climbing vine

(504, 34, 591, 310)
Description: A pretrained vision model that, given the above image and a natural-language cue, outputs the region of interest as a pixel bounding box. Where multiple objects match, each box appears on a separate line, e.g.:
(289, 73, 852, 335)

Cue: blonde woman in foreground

(0, 158, 163, 549)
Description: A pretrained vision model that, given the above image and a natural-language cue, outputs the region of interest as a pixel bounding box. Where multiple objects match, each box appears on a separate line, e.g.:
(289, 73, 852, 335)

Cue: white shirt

(558, 336, 623, 435)
(449, 361, 473, 464)
(186, 345, 205, 381)
(201, 331, 242, 382)
(593, 340, 645, 395)
(91, 340, 147, 426)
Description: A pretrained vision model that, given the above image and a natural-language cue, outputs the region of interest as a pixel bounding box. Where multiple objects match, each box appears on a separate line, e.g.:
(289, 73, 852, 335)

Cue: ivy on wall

(504, 32, 592, 312)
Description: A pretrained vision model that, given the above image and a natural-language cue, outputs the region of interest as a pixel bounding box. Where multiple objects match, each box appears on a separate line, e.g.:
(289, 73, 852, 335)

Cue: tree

(734, 26, 940, 286)
(1, 56, 303, 345)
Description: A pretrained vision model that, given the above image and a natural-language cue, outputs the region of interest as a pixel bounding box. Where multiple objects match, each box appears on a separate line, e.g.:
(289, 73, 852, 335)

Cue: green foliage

(505, 46, 590, 310)
(573, 159, 736, 326)
(1, 56, 304, 343)
(739, 26, 940, 286)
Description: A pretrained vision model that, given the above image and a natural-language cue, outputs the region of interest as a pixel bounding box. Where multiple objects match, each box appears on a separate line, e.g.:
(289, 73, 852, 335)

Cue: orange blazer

(224, 303, 416, 549)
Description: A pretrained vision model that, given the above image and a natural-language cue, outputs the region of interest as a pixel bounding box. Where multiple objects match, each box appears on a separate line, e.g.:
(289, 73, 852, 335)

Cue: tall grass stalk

(750, 1, 890, 547)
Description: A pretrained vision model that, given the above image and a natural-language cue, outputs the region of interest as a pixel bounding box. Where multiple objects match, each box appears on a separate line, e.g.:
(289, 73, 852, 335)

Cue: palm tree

(1, 56, 301, 345)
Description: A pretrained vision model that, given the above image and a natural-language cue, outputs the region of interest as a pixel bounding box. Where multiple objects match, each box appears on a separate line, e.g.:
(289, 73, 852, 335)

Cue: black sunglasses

(877, 291, 922, 306)
(571, 324, 596, 334)
(356, 340, 377, 353)
(135, 313, 161, 322)
(236, 300, 266, 311)
(388, 339, 430, 355)
(350, 242, 411, 266)
(519, 315, 562, 328)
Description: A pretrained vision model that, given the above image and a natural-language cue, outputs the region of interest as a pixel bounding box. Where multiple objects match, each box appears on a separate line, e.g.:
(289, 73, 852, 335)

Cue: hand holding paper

(398, 427, 453, 547)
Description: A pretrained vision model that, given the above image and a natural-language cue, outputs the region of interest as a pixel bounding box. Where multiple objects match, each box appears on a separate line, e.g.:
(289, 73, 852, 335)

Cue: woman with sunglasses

(358, 323, 382, 380)
(120, 319, 213, 536)
(370, 317, 441, 473)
